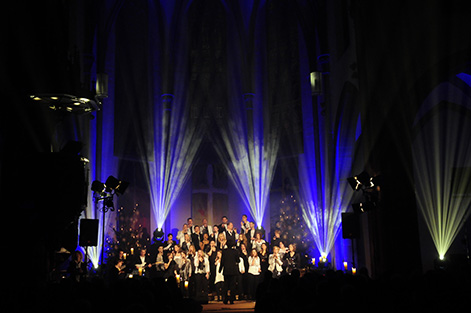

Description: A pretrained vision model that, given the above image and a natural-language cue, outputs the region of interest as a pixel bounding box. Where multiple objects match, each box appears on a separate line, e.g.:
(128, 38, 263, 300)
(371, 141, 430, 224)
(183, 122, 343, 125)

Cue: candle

(311, 258, 316, 265)
(130, 248, 134, 255)
(352, 267, 357, 275)
(124, 253, 127, 260)
(176, 274, 181, 284)
(138, 267, 143, 276)
(343, 261, 348, 271)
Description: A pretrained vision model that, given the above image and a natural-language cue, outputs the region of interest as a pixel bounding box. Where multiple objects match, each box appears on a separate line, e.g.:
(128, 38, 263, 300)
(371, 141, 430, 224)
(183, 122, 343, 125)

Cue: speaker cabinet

(79, 219, 99, 246)
(342, 213, 359, 239)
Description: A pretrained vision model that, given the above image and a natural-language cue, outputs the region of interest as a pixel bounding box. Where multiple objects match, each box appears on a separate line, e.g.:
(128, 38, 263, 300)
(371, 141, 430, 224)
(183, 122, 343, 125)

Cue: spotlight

(347, 176, 361, 191)
(153, 228, 164, 240)
(105, 176, 129, 195)
(256, 225, 266, 238)
(91, 180, 105, 193)
(347, 171, 375, 190)
(434, 255, 448, 270)
(310, 71, 323, 95)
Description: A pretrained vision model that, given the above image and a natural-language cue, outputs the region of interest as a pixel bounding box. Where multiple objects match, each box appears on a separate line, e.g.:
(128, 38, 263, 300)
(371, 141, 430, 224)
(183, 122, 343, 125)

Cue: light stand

(350, 238, 356, 269)
(90, 176, 129, 272)
(93, 192, 115, 270)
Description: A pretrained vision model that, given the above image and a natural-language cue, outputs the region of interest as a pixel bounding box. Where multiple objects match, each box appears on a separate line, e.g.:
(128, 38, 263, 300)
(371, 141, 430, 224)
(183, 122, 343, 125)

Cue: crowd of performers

(68, 214, 301, 303)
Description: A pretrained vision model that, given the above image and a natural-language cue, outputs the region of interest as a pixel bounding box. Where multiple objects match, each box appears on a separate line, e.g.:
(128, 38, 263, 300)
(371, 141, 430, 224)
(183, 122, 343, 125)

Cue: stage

(203, 300, 255, 313)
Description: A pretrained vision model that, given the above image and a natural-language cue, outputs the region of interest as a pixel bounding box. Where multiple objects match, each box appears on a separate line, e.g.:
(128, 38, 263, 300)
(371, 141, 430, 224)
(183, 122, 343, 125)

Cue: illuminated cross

(192, 164, 228, 226)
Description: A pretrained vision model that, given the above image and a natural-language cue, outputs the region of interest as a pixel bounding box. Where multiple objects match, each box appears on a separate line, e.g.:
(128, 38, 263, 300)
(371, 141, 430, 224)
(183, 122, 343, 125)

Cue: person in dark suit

(218, 216, 229, 233)
(246, 222, 256, 251)
(133, 248, 152, 275)
(224, 222, 237, 248)
(191, 225, 203, 250)
(219, 245, 240, 304)
(163, 233, 176, 253)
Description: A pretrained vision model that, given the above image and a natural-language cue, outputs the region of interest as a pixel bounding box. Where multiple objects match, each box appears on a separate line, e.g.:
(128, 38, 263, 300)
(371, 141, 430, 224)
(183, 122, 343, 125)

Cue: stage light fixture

(310, 71, 323, 95)
(91, 180, 105, 193)
(347, 176, 361, 191)
(348, 171, 375, 191)
(96, 73, 109, 98)
(105, 176, 129, 195)
(153, 227, 164, 240)
(29, 93, 98, 114)
(256, 226, 266, 238)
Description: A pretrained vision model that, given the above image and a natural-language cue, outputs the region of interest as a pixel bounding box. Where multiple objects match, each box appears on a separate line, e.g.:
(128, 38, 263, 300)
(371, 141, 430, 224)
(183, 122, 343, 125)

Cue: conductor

(219, 244, 240, 304)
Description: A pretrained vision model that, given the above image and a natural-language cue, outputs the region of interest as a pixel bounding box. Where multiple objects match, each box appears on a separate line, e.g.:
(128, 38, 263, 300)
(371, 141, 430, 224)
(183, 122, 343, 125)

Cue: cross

(192, 164, 228, 226)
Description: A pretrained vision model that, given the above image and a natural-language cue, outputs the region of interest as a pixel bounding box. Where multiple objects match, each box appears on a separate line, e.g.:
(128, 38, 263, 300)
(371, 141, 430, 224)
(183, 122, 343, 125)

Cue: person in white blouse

(251, 232, 266, 253)
(194, 250, 210, 301)
(173, 245, 183, 268)
(214, 250, 224, 301)
(278, 241, 288, 259)
(247, 249, 261, 300)
(268, 246, 283, 278)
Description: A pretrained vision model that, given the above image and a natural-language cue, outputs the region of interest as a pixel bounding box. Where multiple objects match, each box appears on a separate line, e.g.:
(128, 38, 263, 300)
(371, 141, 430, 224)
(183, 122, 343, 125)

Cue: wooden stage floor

(202, 300, 255, 313)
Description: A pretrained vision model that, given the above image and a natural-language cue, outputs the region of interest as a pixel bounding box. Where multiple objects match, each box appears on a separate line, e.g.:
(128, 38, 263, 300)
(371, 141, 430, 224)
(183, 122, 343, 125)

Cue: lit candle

(311, 258, 316, 265)
(352, 267, 357, 275)
(130, 248, 134, 255)
(184, 281, 189, 289)
(176, 274, 181, 284)
(343, 261, 348, 271)
(124, 253, 127, 260)
(138, 267, 143, 276)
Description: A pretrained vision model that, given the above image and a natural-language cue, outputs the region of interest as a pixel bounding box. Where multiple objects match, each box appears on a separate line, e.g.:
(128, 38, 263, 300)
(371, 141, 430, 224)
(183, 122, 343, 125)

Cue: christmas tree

(273, 194, 314, 266)
(106, 204, 151, 262)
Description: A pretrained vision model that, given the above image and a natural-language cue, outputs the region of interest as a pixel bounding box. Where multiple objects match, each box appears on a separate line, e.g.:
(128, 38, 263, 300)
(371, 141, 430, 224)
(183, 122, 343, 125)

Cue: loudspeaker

(79, 219, 99, 246)
(342, 213, 359, 239)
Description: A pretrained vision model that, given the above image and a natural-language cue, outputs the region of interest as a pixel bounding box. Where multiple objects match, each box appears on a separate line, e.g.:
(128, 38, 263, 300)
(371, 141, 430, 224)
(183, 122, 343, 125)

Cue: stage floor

(202, 300, 255, 313)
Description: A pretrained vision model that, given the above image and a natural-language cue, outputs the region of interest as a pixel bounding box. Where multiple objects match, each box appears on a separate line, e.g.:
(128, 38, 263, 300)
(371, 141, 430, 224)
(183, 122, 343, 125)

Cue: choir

(103, 215, 302, 302)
